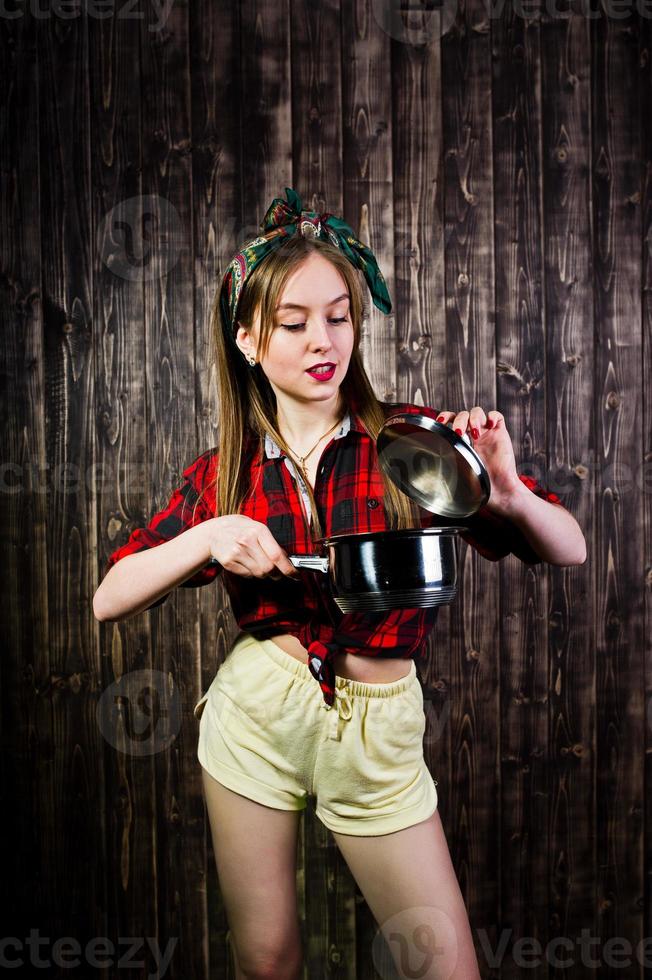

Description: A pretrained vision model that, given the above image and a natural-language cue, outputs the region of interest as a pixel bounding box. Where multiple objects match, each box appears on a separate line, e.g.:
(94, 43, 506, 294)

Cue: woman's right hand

(206, 515, 300, 580)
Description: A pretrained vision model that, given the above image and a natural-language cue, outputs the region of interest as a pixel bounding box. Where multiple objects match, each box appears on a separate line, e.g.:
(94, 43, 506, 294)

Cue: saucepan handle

(288, 554, 329, 573)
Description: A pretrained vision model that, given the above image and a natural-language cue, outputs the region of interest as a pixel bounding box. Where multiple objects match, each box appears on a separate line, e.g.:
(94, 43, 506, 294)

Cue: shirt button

(367, 497, 379, 509)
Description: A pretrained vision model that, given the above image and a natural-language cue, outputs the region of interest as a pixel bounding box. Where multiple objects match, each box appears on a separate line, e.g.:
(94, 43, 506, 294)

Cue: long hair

(200, 235, 422, 540)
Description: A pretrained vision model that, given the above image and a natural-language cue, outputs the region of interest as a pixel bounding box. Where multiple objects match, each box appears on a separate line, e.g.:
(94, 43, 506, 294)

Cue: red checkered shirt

(104, 402, 566, 706)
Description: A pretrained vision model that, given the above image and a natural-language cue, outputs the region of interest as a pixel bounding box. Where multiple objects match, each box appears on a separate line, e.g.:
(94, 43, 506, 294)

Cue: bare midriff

(268, 633, 413, 683)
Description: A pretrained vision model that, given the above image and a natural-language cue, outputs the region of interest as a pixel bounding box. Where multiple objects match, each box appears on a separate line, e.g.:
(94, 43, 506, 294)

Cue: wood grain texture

(591, 8, 644, 970)
(641, 7, 652, 960)
(37, 4, 105, 960)
(189, 0, 243, 974)
(342, 0, 396, 411)
(540, 10, 596, 976)
(441, 0, 502, 967)
(0, 6, 51, 951)
(89, 6, 156, 972)
(136, 1, 209, 975)
(3, 2, 648, 978)
(492, 5, 551, 977)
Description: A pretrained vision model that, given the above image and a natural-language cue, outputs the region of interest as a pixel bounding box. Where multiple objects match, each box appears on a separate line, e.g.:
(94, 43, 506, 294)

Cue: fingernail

(454, 428, 463, 436)
(486, 419, 494, 428)
(436, 415, 445, 422)
(472, 427, 479, 439)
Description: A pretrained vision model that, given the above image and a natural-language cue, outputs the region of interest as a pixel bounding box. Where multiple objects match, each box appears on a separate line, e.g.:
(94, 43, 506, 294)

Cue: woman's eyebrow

(276, 293, 349, 311)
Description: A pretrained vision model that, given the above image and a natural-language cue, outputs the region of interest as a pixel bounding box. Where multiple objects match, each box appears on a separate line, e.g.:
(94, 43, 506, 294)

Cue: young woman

(94, 189, 586, 980)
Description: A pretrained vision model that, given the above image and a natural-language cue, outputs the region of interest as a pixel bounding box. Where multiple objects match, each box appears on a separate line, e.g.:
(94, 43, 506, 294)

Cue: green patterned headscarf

(219, 187, 392, 350)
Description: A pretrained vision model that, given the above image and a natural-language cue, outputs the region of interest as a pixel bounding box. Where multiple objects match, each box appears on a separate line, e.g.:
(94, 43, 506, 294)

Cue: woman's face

(237, 252, 355, 408)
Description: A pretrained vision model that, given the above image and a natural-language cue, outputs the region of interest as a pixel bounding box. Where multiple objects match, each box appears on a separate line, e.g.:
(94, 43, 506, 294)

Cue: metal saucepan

(284, 413, 492, 612)
(288, 525, 467, 613)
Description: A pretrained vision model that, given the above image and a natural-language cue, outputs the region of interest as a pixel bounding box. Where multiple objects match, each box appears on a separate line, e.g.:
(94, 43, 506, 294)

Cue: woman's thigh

(201, 767, 303, 976)
(331, 810, 481, 980)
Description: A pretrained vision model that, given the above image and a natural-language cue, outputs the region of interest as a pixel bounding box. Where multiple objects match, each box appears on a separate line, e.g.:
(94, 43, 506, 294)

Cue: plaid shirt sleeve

(103, 448, 220, 609)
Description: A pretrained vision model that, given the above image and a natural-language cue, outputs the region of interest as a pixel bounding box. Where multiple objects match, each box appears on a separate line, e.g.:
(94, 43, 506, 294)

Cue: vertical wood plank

(189, 0, 243, 975)
(89, 1, 159, 969)
(540, 6, 596, 969)
(240, 1, 292, 229)
(0, 6, 54, 949)
(342, 0, 396, 409)
(640, 8, 652, 957)
(492, 5, 551, 976)
(441, 0, 501, 968)
(591, 6, 644, 964)
(138, 1, 206, 975)
(293, 0, 343, 214)
(37, 6, 107, 958)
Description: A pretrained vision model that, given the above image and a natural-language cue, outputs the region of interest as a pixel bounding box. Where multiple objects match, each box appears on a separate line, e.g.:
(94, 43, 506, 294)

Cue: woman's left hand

(435, 407, 522, 512)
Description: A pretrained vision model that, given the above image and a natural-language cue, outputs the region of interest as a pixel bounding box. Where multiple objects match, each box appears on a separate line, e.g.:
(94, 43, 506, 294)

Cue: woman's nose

(308, 320, 333, 349)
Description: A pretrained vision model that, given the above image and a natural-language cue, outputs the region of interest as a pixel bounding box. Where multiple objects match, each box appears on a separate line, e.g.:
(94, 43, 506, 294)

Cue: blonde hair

(200, 235, 422, 540)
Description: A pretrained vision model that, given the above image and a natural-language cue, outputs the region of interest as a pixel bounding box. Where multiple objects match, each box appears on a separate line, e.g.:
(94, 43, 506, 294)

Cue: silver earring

(246, 353, 256, 367)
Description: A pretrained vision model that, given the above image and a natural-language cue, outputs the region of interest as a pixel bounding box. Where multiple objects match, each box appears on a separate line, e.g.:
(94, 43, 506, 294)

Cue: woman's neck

(275, 394, 345, 449)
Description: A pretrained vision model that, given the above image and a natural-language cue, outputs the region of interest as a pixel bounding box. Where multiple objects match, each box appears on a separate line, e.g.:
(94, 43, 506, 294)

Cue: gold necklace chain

(284, 416, 343, 478)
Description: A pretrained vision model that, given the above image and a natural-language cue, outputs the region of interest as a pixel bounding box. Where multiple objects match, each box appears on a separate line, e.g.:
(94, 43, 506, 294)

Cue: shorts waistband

(234, 632, 417, 700)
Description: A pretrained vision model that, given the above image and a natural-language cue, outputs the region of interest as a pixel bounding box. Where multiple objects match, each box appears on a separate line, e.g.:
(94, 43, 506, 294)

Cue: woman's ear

(234, 322, 253, 358)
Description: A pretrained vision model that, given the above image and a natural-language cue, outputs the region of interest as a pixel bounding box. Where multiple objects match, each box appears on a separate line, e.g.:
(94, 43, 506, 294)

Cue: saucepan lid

(376, 412, 491, 519)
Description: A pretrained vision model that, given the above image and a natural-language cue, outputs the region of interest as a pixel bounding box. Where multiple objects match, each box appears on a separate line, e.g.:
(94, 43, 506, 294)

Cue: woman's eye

(280, 317, 348, 331)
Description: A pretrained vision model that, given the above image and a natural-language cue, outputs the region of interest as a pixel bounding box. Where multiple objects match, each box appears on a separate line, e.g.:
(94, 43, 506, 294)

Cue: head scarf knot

(219, 187, 392, 347)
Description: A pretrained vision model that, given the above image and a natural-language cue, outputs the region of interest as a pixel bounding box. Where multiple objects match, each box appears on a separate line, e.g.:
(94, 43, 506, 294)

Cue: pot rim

(319, 526, 468, 546)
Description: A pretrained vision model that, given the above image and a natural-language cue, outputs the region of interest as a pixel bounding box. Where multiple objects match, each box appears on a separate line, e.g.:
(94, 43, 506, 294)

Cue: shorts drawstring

(323, 681, 353, 740)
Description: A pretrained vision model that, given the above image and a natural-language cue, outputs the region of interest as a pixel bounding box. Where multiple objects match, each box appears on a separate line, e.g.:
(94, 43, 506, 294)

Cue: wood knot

(606, 390, 620, 409)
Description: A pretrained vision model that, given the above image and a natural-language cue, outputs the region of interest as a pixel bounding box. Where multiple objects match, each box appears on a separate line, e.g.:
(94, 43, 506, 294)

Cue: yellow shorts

(193, 632, 438, 836)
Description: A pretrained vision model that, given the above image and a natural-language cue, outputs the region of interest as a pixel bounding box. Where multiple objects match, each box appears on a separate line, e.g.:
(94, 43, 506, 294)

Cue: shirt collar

(263, 408, 366, 460)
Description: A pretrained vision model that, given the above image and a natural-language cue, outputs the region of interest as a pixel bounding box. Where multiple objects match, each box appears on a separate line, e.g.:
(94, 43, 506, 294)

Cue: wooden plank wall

(1, 1, 649, 977)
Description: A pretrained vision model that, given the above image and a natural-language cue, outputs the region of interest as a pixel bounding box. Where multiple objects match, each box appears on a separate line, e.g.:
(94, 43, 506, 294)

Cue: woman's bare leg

(331, 809, 481, 979)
